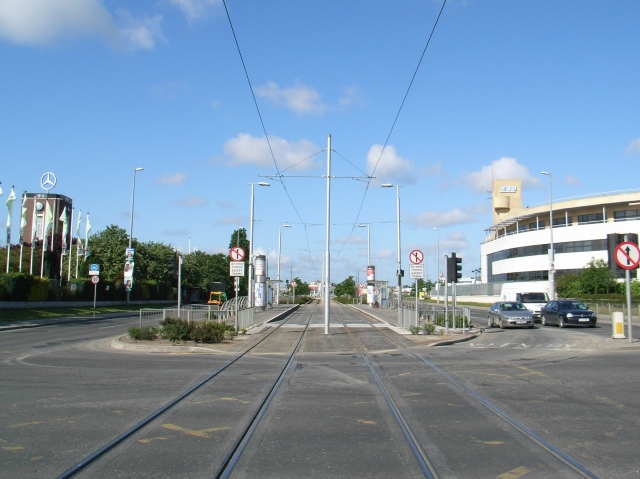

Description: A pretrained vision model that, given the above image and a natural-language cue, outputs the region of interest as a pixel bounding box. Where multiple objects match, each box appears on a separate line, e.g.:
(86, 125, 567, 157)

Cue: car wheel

(542, 315, 547, 326)
(498, 319, 503, 329)
(559, 317, 565, 328)
(588, 324, 595, 328)
(487, 317, 492, 328)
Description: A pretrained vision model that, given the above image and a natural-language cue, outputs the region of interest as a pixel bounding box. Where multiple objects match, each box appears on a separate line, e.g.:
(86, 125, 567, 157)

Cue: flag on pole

(84, 213, 91, 258)
(44, 202, 53, 248)
(76, 210, 81, 237)
(6, 187, 16, 245)
(19, 193, 27, 246)
(59, 207, 68, 254)
(31, 197, 38, 243)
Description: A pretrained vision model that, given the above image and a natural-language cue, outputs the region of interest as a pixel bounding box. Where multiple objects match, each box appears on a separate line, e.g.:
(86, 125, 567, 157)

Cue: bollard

(612, 311, 625, 339)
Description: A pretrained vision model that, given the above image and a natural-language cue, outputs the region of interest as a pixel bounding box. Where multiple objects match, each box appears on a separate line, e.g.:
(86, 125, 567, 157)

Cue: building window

(552, 216, 572, 227)
(614, 209, 640, 221)
(578, 213, 603, 224)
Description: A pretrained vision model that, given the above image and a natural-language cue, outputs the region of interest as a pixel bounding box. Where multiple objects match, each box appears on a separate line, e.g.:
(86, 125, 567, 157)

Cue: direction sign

(409, 250, 424, 265)
(230, 261, 245, 277)
(230, 246, 245, 261)
(615, 241, 640, 270)
(410, 264, 424, 279)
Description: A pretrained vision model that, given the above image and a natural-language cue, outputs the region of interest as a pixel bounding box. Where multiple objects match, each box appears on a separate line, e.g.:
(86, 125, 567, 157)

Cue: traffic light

(447, 252, 462, 283)
(168, 253, 178, 279)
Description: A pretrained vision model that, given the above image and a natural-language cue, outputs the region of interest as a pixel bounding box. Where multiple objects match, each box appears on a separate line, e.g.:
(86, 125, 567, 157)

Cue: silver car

(487, 301, 534, 329)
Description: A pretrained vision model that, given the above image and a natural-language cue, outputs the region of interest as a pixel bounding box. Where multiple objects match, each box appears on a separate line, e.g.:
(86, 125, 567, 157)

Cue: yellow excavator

(207, 282, 227, 306)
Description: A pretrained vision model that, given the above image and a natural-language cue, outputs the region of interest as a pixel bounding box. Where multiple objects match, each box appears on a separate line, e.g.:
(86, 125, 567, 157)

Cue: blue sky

(1, 0, 639, 286)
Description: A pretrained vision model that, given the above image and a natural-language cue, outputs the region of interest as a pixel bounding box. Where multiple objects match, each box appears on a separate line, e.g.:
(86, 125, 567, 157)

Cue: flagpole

(30, 196, 36, 275)
(75, 210, 81, 278)
(68, 207, 74, 282)
(19, 191, 26, 273)
(6, 186, 16, 274)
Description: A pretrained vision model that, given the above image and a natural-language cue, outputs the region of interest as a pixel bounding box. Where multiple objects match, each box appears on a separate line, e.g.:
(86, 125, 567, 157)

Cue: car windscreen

(521, 293, 547, 302)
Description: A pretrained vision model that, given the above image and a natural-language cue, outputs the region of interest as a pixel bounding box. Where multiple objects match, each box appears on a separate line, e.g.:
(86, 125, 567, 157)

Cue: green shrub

(159, 317, 193, 342)
(423, 323, 436, 335)
(409, 325, 421, 335)
(191, 321, 228, 343)
(128, 325, 159, 340)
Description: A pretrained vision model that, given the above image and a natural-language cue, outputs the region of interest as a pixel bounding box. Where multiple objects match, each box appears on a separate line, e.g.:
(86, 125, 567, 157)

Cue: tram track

(347, 303, 602, 479)
(57, 303, 315, 479)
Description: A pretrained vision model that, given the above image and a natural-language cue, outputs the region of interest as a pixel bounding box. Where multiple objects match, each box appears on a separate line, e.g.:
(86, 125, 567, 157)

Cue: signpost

(409, 251, 424, 326)
(229, 247, 246, 331)
(614, 239, 640, 343)
(89, 265, 100, 317)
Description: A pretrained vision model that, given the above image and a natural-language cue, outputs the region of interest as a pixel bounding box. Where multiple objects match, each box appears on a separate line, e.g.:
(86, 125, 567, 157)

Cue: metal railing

(138, 304, 256, 330)
(396, 302, 471, 332)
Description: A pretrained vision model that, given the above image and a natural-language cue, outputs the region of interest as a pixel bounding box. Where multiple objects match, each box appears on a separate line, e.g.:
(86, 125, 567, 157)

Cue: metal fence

(395, 302, 471, 332)
(137, 303, 255, 330)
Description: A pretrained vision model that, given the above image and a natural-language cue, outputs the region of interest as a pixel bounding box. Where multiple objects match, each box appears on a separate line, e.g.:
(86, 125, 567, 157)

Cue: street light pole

(249, 182, 270, 308)
(359, 224, 370, 267)
(382, 184, 402, 325)
(433, 227, 440, 304)
(277, 224, 291, 306)
(542, 171, 555, 300)
(127, 167, 143, 305)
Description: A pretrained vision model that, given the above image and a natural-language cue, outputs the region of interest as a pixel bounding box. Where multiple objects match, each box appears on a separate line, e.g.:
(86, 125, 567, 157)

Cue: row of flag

(2, 183, 92, 276)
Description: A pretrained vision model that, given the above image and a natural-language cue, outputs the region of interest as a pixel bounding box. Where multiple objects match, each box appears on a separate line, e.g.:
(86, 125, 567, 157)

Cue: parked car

(487, 301, 535, 329)
(541, 300, 597, 328)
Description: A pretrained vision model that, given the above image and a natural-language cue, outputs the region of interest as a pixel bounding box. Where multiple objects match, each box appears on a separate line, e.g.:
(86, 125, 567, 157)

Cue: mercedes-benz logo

(40, 172, 57, 191)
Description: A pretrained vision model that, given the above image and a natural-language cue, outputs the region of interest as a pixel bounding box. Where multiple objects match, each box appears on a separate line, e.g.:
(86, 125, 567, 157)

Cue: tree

(182, 251, 230, 296)
(578, 258, 617, 294)
(135, 241, 176, 287)
(334, 276, 356, 297)
(291, 276, 310, 295)
(84, 225, 129, 282)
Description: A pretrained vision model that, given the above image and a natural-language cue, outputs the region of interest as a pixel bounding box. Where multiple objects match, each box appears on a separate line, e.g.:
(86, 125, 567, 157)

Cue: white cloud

(409, 208, 478, 229)
(157, 172, 188, 185)
(216, 216, 243, 225)
(223, 133, 322, 170)
(625, 138, 640, 156)
(565, 175, 582, 186)
(169, 0, 220, 23)
(375, 248, 396, 261)
(338, 85, 365, 107)
(465, 157, 542, 194)
(174, 196, 207, 207)
(366, 144, 415, 185)
(255, 81, 327, 115)
(0, 0, 164, 50)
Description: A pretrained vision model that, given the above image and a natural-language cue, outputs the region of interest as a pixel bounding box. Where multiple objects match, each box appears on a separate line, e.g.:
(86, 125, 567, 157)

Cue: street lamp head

(432, 227, 438, 231)
(359, 224, 367, 228)
(282, 224, 291, 228)
(381, 183, 393, 188)
(541, 171, 550, 176)
(258, 181, 270, 187)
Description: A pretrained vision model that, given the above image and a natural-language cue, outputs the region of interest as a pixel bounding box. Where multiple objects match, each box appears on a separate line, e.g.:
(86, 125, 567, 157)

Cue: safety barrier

(397, 303, 471, 332)
(138, 305, 255, 330)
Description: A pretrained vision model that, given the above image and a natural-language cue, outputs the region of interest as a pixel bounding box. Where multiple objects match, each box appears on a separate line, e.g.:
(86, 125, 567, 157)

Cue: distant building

(481, 180, 640, 290)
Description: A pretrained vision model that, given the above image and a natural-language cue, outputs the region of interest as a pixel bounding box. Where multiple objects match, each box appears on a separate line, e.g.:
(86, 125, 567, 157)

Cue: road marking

(497, 466, 534, 479)
(161, 423, 231, 438)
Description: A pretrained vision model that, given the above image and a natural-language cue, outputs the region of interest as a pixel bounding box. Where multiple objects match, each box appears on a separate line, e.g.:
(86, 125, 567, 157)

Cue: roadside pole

(444, 254, 449, 335)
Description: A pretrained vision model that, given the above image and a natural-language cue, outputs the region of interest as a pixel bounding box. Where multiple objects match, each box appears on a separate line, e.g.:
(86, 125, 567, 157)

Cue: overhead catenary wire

(221, 0, 313, 259)
(336, 0, 448, 261)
